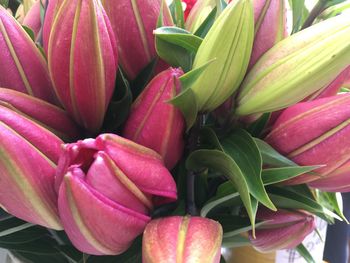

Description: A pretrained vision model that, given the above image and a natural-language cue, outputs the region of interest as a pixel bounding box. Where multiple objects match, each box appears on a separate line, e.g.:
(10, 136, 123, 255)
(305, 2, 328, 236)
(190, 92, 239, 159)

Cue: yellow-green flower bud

(236, 14, 350, 116)
(190, 0, 254, 112)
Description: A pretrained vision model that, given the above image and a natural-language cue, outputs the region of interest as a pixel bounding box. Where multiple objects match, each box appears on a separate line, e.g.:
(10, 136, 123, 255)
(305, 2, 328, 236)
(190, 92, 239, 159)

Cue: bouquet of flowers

(0, 0, 350, 262)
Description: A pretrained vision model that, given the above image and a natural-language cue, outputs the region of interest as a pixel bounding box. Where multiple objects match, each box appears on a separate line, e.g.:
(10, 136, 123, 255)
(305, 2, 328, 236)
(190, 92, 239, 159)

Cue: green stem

(301, 0, 328, 29)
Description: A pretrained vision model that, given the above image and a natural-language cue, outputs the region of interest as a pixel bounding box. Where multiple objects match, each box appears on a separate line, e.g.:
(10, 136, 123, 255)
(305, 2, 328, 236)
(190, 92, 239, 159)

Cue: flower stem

(186, 114, 204, 216)
(301, 0, 328, 30)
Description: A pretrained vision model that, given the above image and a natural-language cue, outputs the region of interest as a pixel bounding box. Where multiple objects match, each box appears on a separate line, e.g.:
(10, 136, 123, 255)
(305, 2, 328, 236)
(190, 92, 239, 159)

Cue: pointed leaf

(194, 7, 217, 38)
(154, 26, 203, 53)
(169, 87, 198, 130)
(262, 166, 321, 185)
(296, 244, 316, 263)
(186, 149, 256, 230)
(222, 130, 275, 211)
(254, 138, 296, 167)
(173, 0, 185, 28)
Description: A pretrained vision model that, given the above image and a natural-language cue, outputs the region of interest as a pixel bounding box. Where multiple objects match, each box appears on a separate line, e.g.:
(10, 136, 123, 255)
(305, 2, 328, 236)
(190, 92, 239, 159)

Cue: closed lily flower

(47, 0, 118, 133)
(123, 68, 185, 169)
(249, 0, 287, 68)
(56, 134, 177, 255)
(142, 216, 223, 263)
(0, 104, 63, 230)
(190, 0, 254, 112)
(0, 88, 81, 141)
(22, 0, 46, 39)
(249, 208, 315, 252)
(266, 94, 350, 186)
(236, 14, 350, 116)
(101, 0, 173, 80)
(0, 6, 57, 104)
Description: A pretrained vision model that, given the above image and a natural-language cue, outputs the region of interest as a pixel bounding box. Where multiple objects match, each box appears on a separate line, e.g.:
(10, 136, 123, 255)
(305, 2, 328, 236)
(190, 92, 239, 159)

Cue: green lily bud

(190, 0, 254, 112)
(236, 14, 350, 116)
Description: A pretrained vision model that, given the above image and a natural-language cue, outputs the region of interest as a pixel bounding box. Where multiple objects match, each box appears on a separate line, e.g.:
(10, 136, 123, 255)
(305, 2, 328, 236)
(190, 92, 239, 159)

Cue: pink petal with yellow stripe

(48, 0, 117, 133)
(0, 88, 81, 141)
(123, 68, 185, 169)
(0, 105, 62, 229)
(101, 0, 173, 80)
(0, 6, 57, 104)
(142, 216, 222, 263)
(266, 94, 350, 185)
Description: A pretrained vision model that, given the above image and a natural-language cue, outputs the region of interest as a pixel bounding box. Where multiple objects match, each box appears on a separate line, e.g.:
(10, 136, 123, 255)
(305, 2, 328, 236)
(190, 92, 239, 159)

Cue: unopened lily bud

(48, 0, 118, 133)
(191, 0, 254, 112)
(0, 6, 57, 104)
(236, 14, 350, 116)
(101, 0, 173, 80)
(185, 0, 215, 32)
(143, 216, 223, 263)
(266, 94, 350, 185)
(0, 103, 63, 230)
(123, 68, 185, 169)
(22, 0, 46, 39)
(249, 208, 315, 252)
(249, 0, 287, 68)
(56, 134, 177, 255)
(0, 88, 81, 141)
(15, 0, 37, 23)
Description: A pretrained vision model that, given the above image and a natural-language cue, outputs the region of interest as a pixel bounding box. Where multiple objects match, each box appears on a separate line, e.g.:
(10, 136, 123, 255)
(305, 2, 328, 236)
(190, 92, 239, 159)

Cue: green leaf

(173, 0, 185, 28)
(186, 149, 256, 231)
(222, 235, 250, 248)
(214, 214, 265, 238)
(254, 138, 296, 167)
(130, 59, 157, 98)
(320, 2, 350, 19)
(289, 0, 309, 33)
(0, 0, 8, 8)
(22, 26, 35, 41)
(194, 7, 217, 38)
(268, 186, 338, 222)
(154, 27, 203, 53)
(169, 86, 198, 130)
(324, 0, 349, 9)
(318, 192, 348, 223)
(179, 58, 216, 88)
(199, 127, 223, 150)
(247, 113, 271, 137)
(215, 0, 228, 17)
(103, 68, 132, 132)
(222, 130, 275, 211)
(155, 36, 192, 71)
(170, 59, 215, 129)
(201, 183, 241, 217)
(262, 166, 321, 185)
(296, 243, 316, 263)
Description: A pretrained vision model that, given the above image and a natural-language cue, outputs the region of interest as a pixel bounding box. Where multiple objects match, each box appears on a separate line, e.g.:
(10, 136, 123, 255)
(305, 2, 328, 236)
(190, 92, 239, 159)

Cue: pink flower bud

(101, 0, 173, 80)
(47, 0, 118, 133)
(0, 103, 63, 230)
(56, 134, 177, 255)
(22, 0, 46, 39)
(249, 0, 287, 68)
(142, 216, 223, 263)
(266, 94, 350, 186)
(0, 6, 57, 104)
(123, 68, 185, 169)
(249, 208, 315, 252)
(0, 88, 81, 141)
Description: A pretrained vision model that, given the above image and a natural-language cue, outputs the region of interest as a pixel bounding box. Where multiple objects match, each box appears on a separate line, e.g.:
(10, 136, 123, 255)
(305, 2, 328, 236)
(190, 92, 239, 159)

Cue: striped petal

(0, 6, 57, 104)
(48, 0, 117, 133)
